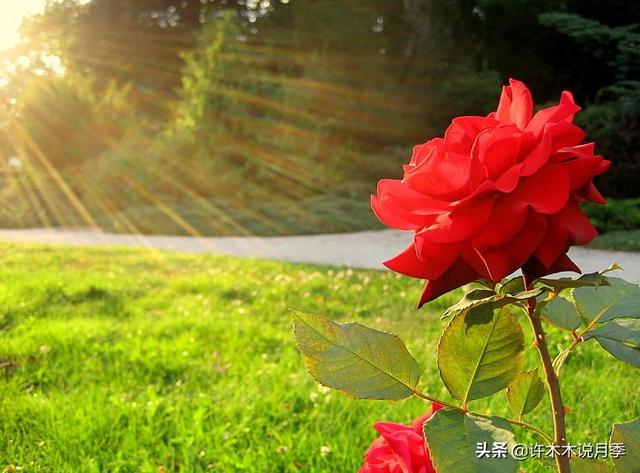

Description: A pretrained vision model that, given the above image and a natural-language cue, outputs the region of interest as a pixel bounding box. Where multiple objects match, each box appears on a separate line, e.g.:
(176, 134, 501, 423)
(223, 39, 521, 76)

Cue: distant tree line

(0, 0, 637, 233)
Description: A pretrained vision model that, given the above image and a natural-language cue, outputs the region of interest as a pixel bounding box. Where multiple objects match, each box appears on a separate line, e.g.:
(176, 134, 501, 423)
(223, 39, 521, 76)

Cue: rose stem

(523, 274, 571, 473)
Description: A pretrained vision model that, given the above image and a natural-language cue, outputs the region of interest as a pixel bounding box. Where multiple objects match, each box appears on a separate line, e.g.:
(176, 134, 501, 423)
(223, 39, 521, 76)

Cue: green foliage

(437, 307, 524, 405)
(292, 311, 420, 400)
(2, 1, 640, 237)
(583, 199, 640, 233)
(541, 10, 640, 199)
(506, 370, 545, 418)
(573, 278, 640, 323)
(442, 286, 543, 320)
(538, 13, 640, 82)
(538, 264, 620, 291)
(570, 458, 615, 473)
(539, 296, 582, 331)
(289, 262, 639, 472)
(543, 275, 640, 371)
(610, 418, 640, 473)
(590, 230, 640, 252)
(423, 409, 517, 473)
(3, 71, 133, 169)
(177, 14, 244, 130)
(583, 319, 640, 368)
(579, 93, 640, 199)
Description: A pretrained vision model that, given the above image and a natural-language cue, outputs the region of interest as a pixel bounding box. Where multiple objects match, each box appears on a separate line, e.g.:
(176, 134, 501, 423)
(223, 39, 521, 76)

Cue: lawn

(0, 243, 637, 472)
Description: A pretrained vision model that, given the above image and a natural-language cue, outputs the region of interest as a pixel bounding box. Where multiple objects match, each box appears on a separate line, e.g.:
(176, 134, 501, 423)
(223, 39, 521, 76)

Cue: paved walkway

(0, 228, 638, 281)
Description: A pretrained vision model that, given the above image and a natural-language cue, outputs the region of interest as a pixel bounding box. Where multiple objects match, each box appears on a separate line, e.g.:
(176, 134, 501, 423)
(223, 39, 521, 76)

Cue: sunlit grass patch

(0, 243, 637, 472)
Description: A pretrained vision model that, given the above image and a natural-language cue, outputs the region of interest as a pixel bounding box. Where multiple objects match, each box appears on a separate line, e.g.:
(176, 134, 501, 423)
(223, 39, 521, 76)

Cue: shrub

(583, 198, 640, 233)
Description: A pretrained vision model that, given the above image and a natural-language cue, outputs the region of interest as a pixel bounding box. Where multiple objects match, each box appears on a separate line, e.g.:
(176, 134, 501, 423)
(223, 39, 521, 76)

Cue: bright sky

(0, 0, 47, 51)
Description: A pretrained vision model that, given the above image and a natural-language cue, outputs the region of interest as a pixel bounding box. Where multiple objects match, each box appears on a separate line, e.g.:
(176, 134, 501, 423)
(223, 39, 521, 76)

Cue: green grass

(0, 243, 638, 472)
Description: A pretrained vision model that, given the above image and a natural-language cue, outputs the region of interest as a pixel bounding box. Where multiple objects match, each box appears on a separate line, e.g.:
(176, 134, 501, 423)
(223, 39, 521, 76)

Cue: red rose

(371, 79, 609, 307)
(358, 403, 444, 473)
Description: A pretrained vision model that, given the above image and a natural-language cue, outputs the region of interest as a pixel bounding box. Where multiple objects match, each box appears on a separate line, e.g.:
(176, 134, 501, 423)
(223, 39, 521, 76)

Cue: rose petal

(526, 90, 580, 140)
(472, 197, 529, 248)
(470, 213, 547, 281)
(383, 431, 418, 471)
(371, 195, 433, 231)
(519, 128, 552, 176)
(534, 199, 597, 266)
(523, 254, 581, 281)
(558, 156, 605, 192)
(408, 138, 443, 168)
(471, 125, 521, 180)
(561, 199, 599, 244)
(404, 151, 472, 199)
(548, 120, 585, 151)
(443, 116, 499, 154)
(421, 197, 496, 243)
(413, 236, 461, 279)
(417, 258, 480, 307)
(374, 422, 413, 438)
(494, 79, 533, 130)
(384, 243, 434, 279)
(552, 142, 596, 162)
(509, 164, 570, 215)
(580, 181, 607, 204)
(534, 227, 571, 269)
(376, 179, 450, 215)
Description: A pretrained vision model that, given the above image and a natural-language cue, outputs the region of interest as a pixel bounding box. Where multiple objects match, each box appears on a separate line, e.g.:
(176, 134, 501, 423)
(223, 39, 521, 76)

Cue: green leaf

(570, 458, 615, 473)
(611, 418, 640, 473)
(442, 287, 543, 320)
(573, 277, 640, 323)
(442, 289, 497, 319)
(506, 370, 545, 417)
(423, 409, 517, 473)
(513, 288, 548, 300)
(497, 276, 524, 295)
(539, 295, 583, 331)
(292, 310, 420, 400)
(539, 263, 621, 291)
(584, 318, 640, 368)
(438, 306, 524, 404)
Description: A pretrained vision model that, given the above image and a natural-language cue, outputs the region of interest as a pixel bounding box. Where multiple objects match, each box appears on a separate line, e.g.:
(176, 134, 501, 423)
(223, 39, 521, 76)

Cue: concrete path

(0, 228, 638, 282)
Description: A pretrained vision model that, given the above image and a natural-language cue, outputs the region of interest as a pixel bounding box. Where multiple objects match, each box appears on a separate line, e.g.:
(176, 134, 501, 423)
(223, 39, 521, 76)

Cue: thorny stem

(523, 274, 571, 473)
(411, 389, 553, 444)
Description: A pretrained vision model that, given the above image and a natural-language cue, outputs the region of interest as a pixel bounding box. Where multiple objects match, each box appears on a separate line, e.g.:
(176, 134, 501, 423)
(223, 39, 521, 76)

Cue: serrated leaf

(442, 287, 543, 320)
(539, 264, 621, 291)
(292, 310, 420, 400)
(574, 278, 640, 323)
(442, 289, 497, 319)
(584, 318, 640, 368)
(539, 295, 583, 331)
(423, 409, 517, 473)
(506, 370, 545, 417)
(610, 418, 640, 473)
(438, 306, 524, 404)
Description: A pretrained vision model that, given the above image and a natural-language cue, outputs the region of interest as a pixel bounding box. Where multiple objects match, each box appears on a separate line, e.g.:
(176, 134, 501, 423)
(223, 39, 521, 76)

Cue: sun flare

(0, 0, 47, 51)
